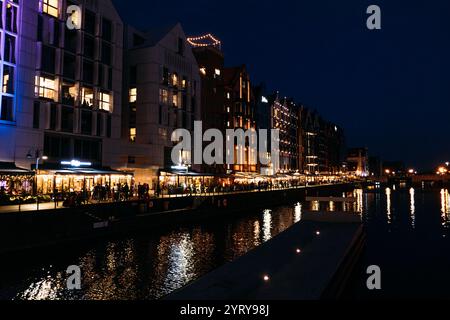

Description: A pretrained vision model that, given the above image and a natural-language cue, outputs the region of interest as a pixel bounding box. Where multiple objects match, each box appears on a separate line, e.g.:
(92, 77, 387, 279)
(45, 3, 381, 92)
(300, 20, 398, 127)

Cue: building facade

(0, 0, 127, 194)
(190, 35, 226, 174)
(118, 23, 201, 187)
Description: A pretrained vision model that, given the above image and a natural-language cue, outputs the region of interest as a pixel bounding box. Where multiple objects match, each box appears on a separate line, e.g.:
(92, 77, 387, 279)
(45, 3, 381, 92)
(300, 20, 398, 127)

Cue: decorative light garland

(187, 33, 222, 49)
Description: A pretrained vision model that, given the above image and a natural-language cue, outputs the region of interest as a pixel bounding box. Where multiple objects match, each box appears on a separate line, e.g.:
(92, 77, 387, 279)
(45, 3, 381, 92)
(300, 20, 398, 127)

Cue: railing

(0, 180, 357, 214)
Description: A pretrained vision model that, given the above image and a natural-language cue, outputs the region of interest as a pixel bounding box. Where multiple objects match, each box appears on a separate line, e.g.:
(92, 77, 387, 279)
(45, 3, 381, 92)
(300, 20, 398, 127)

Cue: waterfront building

(119, 23, 202, 188)
(270, 94, 300, 173)
(347, 147, 369, 177)
(190, 34, 227, 174)
(223, 65, 258, 173)
(0, 0, 130, 194)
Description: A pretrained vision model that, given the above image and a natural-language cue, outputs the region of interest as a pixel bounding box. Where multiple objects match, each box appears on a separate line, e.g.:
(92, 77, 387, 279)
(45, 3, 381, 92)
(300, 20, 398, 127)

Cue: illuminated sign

(61, 160, 92, 167)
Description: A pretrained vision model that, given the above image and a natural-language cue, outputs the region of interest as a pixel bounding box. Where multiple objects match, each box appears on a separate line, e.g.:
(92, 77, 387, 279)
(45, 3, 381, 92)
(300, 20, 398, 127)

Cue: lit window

(99, 92, 112, 111)
(227, 92, 231, 99)
(42, 0, 59, 18)
(35, 76, 57, 101)
(129, 88, 137, 103)
(215, 69, 221, 77)
(159, 89, 168, 104)
(81, 87, 94, 108)
(200, 67, 206, 75)
(130, 128, 136, 142)
(172, 93, 178, 107)
(171, 73, 178, 87)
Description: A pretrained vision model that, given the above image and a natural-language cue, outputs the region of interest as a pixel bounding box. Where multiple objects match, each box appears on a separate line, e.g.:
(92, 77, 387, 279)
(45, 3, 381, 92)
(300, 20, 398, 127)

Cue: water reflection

(6, 203, 305, 301)
(386, 188, 392, 224)
(262, 209, 272, 242)
(441, 189, 450, 226)
(294, 203, 302, 222)
(410, 188, 416, 229)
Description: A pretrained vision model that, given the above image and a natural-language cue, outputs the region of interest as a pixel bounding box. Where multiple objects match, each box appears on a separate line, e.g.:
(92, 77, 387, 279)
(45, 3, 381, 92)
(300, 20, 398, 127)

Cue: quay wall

(0, 184, 358, 254)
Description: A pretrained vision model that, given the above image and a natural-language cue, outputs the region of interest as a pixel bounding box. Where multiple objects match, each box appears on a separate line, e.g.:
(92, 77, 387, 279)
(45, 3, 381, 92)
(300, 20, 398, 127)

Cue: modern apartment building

(0, 0, 128, 193)
(119, 23, 201, 186)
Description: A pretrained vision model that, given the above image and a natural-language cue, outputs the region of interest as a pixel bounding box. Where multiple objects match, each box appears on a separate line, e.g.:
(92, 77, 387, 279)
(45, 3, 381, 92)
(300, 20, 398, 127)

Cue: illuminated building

(190, 34, 226, 174)
(223, 65, 257, 173)
(120, 23, 201, 187)
(347, 147, 369, 177)
(270, 94, 300, 173)
(0, 0, 127, 193)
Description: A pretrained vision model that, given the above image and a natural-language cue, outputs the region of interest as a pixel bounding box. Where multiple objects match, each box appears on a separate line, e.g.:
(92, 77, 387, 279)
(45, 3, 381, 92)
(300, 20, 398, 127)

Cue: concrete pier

(167, 215, 364, 300)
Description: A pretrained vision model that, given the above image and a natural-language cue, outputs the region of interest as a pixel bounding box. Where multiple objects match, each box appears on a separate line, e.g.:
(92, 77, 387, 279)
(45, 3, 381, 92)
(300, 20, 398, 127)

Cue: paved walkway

(0, 183, 347, 214)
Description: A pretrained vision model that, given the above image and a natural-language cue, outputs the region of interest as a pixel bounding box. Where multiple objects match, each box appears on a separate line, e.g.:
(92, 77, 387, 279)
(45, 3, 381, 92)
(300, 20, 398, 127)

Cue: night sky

(113, 0, 450, 171)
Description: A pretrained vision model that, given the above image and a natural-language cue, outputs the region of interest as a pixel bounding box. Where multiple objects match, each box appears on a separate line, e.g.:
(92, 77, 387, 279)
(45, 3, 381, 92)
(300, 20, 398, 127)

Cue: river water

(1, 187, 449, 300)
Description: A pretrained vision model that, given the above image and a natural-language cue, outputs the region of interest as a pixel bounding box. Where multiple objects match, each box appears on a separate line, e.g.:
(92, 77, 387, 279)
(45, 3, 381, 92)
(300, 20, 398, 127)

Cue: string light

(187, 34, 221, 49)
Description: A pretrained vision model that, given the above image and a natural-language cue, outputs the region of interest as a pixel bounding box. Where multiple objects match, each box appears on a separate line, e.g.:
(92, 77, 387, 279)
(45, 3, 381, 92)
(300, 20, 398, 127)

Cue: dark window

(96, 113, 103, 136)
(83, 60, 94, 84)
(49, 103, 57, 130)
(102, 18, 112, 42)
(84, 10, 96, 35)
(101, 41, 112, 65)
(61, 106, 74, 133)
(61, 137, 71, 158)
(37, 15, 43, 41)
(84, 35, 95, 59)
(64, 29, 77, 53)
(177, 37, 184, 55)
(128, 156, 136, 164)
(4, 34, 16, 63)
(129, 66, 137, 85)
(1, 96, 14, 121)
(63, 53, 76, 79)
(41, 45, 56, 74)
(106, 115, 111, 138)
(81, 110, 92, 135)
(33, 102, 40, 129)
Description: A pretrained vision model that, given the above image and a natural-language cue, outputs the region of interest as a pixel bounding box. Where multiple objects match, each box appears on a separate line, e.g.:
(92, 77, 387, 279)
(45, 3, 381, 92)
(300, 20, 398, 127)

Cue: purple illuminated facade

(0, 0, 124, 172)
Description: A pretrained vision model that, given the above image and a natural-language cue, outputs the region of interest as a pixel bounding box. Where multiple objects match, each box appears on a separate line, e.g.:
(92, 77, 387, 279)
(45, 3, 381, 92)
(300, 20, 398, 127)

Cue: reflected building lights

(410, 188, 416, 229)
(386, 188, 392, 224)
(262, 210, 272, 242)
(441, 189, 450, 225)
(294, 203, 302, 222)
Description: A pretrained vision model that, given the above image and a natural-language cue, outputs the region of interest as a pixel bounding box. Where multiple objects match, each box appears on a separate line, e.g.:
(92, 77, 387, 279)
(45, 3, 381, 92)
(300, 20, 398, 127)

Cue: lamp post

(27, 149, 48, 210)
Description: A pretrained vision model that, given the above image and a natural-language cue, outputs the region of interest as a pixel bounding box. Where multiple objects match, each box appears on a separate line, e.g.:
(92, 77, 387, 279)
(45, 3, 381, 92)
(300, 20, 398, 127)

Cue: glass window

(2, 65, 15, 94)
(129, 128, 136, 142)
(159, 89, 168, 104)
(98, 91, 111, 111)
(0, 96, 14, 121)
(129, 88, 137, 103)
(35, 76, 57, 101)
(81, 87, 94, 108)
(61, 81, 77, 106)
(42, 0, 59, 18)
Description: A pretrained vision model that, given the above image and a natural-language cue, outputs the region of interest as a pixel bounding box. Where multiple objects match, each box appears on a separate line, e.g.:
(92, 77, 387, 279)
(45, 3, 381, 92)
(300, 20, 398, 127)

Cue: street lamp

(27, 149, 48, 209)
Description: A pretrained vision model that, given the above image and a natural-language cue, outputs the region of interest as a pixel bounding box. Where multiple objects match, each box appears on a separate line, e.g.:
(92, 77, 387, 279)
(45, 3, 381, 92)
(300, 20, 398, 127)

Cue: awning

(160, 169, 217, 177)
(35, 163, 133, 176)
(0, 162, 34, 176)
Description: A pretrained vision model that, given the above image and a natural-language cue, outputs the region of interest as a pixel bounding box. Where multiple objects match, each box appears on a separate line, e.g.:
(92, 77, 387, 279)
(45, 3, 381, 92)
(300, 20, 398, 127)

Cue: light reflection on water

(10, 187, 446, 301)
(4, 204, 302, 301)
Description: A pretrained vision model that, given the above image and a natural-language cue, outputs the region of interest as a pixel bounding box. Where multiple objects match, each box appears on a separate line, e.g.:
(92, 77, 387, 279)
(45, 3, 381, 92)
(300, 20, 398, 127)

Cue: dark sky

(113, 0, 450, 171)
